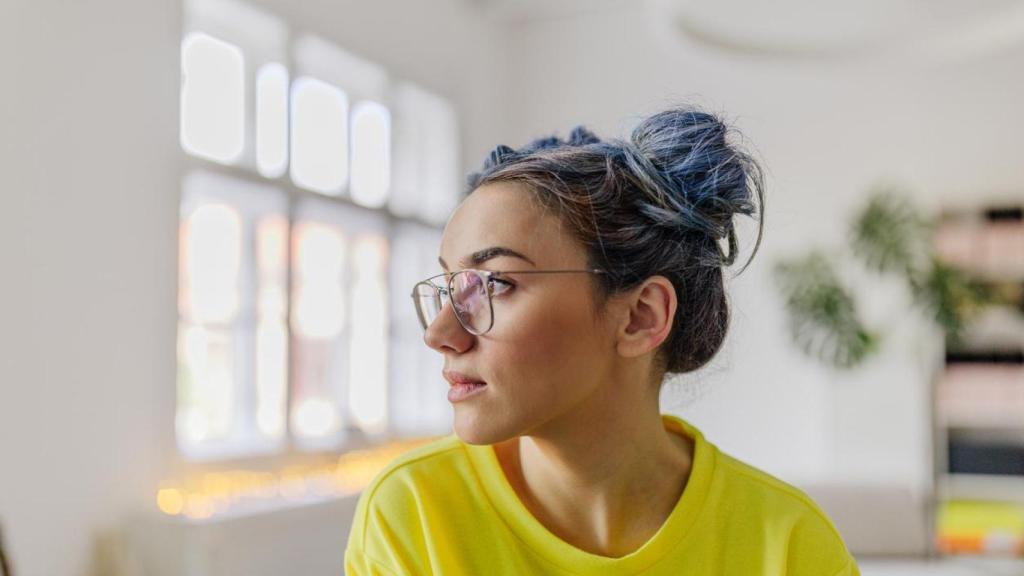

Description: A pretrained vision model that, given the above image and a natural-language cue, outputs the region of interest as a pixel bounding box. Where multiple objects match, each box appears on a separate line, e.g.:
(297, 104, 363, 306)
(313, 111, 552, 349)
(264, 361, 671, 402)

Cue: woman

(345, 108, 858, 575)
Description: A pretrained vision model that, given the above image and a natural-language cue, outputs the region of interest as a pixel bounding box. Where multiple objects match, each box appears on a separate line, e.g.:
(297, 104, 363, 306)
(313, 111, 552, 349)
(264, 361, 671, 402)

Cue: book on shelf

(937, 499, 1024, 556)
(937, 361, 1024, 429)
(934, 205, 1024, 281)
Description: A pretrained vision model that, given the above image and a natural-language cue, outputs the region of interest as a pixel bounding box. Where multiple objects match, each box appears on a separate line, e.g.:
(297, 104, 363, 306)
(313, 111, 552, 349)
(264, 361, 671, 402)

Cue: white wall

(496, 4, 1024, 490)
(0, 1, 505, 575)
(0, 2, 182, 575)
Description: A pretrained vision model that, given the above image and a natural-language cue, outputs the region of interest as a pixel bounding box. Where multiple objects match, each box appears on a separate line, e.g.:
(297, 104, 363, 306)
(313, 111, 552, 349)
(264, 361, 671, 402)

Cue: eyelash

(438, 276, 514, 298)
(488, 277, 514, 295)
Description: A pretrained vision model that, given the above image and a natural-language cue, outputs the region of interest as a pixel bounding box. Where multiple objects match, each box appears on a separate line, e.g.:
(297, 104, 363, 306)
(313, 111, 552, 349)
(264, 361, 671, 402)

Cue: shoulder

(714, 452, 857, 573)
(364, 435, 466, 495)
(346, 435, 469, 548)
(715, 451, 829, 513)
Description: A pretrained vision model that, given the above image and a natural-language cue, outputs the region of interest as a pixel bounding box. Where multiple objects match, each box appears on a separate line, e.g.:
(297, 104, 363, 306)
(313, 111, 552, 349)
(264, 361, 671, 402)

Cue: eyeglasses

(411, 268, 607, 335)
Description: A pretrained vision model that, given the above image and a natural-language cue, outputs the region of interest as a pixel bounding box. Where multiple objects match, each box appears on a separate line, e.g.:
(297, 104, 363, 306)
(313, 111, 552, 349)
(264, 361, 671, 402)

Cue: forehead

(440, 181, 580, 268)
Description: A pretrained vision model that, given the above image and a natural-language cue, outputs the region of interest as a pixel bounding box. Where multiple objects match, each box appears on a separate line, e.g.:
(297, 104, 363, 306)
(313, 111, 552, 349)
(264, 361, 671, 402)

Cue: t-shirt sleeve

(784, 510, 859, 576)
(344, 546, 401, 576)
(344, 471, 427, 576)
(832, 557, 861, 576)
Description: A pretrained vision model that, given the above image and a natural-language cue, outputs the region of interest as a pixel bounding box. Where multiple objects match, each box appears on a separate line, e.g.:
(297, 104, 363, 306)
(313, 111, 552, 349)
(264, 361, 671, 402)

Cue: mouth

(444, 370, 487, 403)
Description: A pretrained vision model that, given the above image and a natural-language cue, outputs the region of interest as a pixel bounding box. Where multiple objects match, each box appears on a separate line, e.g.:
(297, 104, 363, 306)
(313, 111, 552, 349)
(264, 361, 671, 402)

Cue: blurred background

(1, 0, 1023, 574)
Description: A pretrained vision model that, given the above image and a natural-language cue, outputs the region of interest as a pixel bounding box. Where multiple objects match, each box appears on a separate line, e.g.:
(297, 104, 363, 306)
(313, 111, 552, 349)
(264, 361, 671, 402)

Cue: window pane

(420, 99, 459, 225)
(292, 222, 346, 339)
(290, 77, 349, 195)
(348, 235, 389, 434)
(177, 171, 288, 459)
(180, 203, 242, 324)
(256, 63, 289, 178)
(291, 221, 347, 443)
(350, 102, 391, 208)
(180, 33, 245, 164)
(390, 84, 459, 224)
(389, 223, 450, 436)
(177, 323, 236, 445)
(255, 215, 289, 439)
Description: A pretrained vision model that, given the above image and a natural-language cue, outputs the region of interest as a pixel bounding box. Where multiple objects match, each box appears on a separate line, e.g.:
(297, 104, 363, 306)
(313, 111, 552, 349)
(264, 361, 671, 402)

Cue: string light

(156, 438, 434, 520)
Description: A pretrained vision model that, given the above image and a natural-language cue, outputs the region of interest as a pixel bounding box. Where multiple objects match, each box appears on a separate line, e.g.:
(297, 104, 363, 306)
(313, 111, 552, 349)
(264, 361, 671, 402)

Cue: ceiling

(660, 0, 1024, 62)
(466, 0, 632, 24)
(468, 0, 1024, 63)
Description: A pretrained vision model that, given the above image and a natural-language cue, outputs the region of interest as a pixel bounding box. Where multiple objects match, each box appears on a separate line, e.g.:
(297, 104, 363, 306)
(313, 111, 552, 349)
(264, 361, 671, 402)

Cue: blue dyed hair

(465, 107, 765, 375)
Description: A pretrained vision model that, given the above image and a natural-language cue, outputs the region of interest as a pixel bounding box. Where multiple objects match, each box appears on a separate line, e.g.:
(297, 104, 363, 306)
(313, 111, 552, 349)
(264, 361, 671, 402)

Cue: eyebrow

(439, 246, 536, 270)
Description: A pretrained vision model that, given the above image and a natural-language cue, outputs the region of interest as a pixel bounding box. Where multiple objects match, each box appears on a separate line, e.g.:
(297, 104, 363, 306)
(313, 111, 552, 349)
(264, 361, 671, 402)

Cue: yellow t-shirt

(345, 414, 859, 575)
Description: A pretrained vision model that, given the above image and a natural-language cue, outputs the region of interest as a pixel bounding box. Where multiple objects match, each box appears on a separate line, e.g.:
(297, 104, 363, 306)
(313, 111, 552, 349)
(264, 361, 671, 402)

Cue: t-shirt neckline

(463, 414, 717, 574)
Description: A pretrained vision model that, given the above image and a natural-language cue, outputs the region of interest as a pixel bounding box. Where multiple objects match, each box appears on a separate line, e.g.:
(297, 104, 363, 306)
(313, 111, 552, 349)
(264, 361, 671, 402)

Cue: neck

(498, 371, 694, 557)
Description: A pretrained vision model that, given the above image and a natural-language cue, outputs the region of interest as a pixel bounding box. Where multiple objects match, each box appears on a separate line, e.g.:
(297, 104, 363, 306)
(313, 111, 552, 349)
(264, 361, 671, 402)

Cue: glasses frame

(411, 268, 607, 335)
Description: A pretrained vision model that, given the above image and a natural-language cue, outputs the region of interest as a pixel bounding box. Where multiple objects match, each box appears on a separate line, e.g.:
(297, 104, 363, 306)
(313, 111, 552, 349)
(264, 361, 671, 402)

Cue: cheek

(486, 294, 606, 400)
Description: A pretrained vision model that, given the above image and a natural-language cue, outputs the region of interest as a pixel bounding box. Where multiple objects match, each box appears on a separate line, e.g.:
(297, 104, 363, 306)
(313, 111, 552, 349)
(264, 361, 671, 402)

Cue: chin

(452, 410, 516, 445)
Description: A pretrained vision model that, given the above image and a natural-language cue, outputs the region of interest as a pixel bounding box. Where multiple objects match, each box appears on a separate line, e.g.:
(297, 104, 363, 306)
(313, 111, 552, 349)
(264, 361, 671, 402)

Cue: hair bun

(485, 144, 517, 169)
(621, 109, 763, 266)
(568, 126, 601, 146)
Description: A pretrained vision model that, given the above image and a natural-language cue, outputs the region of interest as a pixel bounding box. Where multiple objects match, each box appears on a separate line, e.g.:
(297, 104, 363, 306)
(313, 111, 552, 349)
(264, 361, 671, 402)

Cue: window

(256, 63, 289, 178)
(390, 83, 460, 225)
(290, 77, 349, 195)
(350, 102, 391, 208)
(347, 235, 390, 433)
(178, 5, 458, 459)
(389, 222, 451, 435)
(180, 33, 245, 164)
(177, 172, 289, 458)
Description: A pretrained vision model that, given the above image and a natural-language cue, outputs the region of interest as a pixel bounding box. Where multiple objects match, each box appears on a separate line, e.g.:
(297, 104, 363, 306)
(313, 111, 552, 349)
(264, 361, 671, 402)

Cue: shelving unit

(931, 204, 1024, 558)
(941, 473, 1024, 504)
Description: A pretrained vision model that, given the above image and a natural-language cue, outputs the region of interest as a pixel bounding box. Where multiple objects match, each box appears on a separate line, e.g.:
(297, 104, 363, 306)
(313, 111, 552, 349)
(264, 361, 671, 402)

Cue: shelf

(946, 347, 1024, 365)
(948, 427, 1024, 442)
(926, 555, 1024, 571)
(951, 309, 1024, 352)
(932, 201, 1024, 560)
(941, 474, 1024, 504)
(942, 419, 1024, 433)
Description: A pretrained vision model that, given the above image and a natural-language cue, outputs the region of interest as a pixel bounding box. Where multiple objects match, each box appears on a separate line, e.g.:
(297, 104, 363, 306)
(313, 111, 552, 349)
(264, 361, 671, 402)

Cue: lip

(444, 370, 487, 404)
(447, 382, 487, 403)
(443, 370, 486, 386)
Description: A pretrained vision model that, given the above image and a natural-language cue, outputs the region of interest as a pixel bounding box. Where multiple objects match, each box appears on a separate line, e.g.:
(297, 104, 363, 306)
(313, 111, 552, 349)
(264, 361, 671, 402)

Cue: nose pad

(423, 299, 474, 353)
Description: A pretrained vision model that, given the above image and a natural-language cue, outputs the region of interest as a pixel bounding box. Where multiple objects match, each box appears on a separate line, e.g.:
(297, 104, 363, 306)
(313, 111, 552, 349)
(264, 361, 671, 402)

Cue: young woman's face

(427, 181, 619, 444)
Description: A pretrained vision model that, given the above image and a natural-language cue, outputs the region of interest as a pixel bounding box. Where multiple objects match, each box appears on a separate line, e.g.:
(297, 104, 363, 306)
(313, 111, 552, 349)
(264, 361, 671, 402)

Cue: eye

(487, 277, 514, 296)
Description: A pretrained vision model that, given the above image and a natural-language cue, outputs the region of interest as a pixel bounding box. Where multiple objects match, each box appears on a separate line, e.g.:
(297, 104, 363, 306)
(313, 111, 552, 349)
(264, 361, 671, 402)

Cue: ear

(615, 276, 677, 359)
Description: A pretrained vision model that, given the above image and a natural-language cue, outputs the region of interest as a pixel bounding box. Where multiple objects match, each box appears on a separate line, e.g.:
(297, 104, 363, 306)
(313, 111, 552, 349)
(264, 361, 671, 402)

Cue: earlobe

(616, 277, 677, 358)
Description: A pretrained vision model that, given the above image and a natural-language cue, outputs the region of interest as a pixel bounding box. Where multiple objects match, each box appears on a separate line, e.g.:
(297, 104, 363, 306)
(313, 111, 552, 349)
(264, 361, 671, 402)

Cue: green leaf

(774, 253, 880, 369)
(911, 258, 995, 346)
(851, 189, 929, 276)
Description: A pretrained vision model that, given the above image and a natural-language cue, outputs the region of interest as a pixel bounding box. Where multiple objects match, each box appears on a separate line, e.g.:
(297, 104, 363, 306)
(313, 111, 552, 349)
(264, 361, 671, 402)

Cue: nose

(423, 300, 475, 354)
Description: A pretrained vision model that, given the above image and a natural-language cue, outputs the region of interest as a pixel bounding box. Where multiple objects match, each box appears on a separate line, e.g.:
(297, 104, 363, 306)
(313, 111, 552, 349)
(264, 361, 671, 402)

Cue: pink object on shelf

(937, 365, 1024, 429)
(934, 219, 1024, 280)
(982, 222, 1024, 280)
(934, 222, 980, 271)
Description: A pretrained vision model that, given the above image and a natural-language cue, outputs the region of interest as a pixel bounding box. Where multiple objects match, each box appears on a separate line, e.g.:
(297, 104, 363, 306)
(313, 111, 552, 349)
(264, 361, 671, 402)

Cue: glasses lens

(451, 270, 492, 334)
(413, 282, 443, 330)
